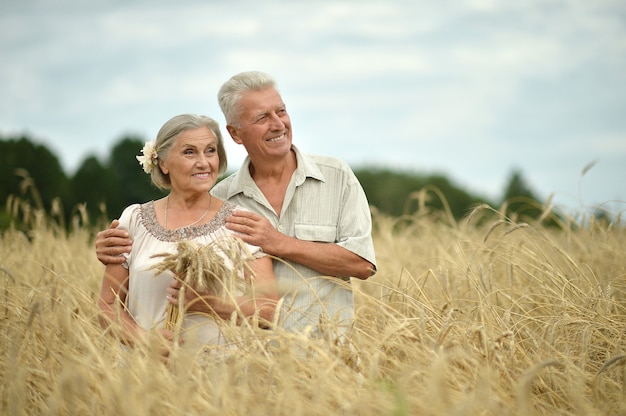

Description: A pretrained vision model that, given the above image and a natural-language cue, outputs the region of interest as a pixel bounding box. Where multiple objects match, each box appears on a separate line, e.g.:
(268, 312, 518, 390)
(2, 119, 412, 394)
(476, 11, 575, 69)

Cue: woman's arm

(97, 264, 147, 345)
(99, 265, 176, 359)
(239, 255, 280, 324)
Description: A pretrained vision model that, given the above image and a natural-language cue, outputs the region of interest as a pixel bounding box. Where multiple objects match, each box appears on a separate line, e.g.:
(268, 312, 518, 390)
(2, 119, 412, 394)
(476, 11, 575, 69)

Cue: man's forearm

(272, 235, 374, 280)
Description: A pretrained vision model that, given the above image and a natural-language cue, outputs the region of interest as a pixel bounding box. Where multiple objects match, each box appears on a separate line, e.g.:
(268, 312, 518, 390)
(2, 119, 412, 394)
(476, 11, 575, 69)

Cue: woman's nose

(196, 153, 209, 166)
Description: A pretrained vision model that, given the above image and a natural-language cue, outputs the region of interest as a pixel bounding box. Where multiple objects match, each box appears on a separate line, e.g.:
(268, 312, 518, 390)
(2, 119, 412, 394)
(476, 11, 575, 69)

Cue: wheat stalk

(150, 237, 253, 331)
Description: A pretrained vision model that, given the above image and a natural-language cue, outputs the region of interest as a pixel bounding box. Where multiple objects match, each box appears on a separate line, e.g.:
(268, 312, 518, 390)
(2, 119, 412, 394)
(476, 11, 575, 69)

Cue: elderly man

(96, 71, 376, 337)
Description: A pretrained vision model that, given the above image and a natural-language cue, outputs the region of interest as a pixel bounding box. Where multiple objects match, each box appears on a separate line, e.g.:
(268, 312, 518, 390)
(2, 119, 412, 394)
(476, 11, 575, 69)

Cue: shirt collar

(292, 145, 325, 183)
(226, 145, 325, 199)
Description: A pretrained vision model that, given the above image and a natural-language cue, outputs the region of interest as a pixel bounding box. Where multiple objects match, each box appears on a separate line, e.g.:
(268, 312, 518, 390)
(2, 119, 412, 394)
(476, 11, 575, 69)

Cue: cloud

(1, 0, 625, 214)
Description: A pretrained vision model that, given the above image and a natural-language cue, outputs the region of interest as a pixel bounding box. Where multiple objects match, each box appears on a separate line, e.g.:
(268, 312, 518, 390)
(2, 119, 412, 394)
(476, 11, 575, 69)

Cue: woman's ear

(158, 158, 168, 175)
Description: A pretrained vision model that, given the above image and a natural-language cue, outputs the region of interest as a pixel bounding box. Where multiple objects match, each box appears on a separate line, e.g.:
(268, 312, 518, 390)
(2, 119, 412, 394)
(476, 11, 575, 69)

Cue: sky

(1, 0, 625, 217)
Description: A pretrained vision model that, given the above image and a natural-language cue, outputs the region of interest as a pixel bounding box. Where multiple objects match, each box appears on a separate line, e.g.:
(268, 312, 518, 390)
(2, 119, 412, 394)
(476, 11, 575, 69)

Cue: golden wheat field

(1, 202, 625, 416)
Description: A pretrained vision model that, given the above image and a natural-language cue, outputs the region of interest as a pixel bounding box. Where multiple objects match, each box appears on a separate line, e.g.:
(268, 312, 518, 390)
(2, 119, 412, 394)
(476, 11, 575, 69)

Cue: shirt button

(278, 224, 284, 231)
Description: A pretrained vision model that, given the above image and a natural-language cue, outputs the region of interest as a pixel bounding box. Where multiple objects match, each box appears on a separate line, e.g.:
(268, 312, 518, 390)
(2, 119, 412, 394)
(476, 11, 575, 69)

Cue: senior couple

(97, 71, 377, 355)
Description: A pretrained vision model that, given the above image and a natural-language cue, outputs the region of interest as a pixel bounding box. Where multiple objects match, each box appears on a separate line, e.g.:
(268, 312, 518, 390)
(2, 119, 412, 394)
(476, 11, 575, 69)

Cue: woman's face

(158, 126, 220, 195)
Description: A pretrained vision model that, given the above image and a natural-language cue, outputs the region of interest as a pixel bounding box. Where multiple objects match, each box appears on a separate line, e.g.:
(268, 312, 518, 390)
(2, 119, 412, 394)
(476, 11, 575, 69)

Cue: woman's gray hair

(217, 71, 277, 127)
(151, 114, 227, 190)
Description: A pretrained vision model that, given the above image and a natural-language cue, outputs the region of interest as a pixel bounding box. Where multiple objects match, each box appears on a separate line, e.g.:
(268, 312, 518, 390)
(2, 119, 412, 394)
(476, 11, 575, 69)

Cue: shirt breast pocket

(294, 224, 337, 243)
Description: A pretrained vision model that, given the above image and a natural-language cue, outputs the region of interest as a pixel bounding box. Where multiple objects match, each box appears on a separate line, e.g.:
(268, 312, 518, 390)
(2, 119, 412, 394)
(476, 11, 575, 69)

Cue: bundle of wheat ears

(150, 237, 252, 331)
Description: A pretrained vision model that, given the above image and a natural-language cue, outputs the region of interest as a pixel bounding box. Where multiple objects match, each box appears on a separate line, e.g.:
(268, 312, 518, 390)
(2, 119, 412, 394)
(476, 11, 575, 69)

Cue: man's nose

(268, 112, 285, 130)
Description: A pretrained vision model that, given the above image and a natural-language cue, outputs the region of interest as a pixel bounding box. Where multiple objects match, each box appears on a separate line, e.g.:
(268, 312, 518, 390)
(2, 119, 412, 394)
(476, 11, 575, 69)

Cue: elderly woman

(97, 114, 279, 357)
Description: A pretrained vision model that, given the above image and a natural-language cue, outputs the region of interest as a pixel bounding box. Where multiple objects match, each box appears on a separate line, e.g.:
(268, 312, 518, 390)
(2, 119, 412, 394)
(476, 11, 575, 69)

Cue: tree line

(0, 134, 545, 230)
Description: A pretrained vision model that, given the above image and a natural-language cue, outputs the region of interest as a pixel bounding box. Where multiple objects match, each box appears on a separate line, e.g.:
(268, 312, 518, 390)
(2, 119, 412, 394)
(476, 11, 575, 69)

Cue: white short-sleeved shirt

(211, 145, 377, 336)
(118, 200, 262, 347)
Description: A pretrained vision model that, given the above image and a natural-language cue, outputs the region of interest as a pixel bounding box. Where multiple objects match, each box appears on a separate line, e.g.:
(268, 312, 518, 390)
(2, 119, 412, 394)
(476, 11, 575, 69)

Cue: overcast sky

(1, 0, 625, 217)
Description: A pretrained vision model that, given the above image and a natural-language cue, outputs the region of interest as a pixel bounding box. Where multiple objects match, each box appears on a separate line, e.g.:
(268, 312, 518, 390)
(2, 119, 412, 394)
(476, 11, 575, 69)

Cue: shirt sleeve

(336, 170, 377, 269)
(117, 204, 141, 270)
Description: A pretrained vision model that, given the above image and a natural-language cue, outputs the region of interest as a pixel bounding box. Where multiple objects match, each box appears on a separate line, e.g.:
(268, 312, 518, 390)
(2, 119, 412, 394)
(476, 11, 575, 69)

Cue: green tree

(500, 169, 543, 220)
(69, 155, 119, 223)
(354, 167, 489, 219)
(106, 136, 165, 218)
(0, 136, 69, 211)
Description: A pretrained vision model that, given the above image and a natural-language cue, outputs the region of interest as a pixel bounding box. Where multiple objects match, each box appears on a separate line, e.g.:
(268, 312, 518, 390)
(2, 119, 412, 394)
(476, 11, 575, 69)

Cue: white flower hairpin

(136, 141, 158, 173)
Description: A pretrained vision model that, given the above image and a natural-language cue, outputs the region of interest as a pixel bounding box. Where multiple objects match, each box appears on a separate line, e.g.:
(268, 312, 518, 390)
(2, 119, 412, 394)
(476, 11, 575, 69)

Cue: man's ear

(226, 124, 243, 145)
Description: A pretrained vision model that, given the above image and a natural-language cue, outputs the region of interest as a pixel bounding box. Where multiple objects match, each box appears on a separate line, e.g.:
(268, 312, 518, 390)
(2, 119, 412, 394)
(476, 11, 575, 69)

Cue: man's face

(227, 87, 292, 161)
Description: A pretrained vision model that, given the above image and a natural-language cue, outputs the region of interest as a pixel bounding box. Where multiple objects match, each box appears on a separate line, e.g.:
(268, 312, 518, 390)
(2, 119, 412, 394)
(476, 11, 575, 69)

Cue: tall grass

(1, 201, 625, 415)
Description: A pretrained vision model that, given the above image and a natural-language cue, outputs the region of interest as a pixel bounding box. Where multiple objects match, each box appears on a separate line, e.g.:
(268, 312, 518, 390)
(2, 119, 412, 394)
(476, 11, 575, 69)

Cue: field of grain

(1, 203, 625, 415)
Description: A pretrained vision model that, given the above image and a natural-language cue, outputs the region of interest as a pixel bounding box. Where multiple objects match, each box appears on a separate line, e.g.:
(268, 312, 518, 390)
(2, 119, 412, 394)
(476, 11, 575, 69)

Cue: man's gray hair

(217, 71, 277, 127)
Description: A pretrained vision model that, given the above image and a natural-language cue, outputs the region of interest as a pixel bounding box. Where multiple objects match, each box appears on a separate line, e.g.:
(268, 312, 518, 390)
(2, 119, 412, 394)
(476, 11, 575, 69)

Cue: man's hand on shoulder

(225, 210, 283, 255)
(95, 219, 132, 265)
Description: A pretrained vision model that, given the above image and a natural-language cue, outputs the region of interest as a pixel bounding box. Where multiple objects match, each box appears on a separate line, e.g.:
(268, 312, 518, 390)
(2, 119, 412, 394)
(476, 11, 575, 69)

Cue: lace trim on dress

(139, 200, 237, 242)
